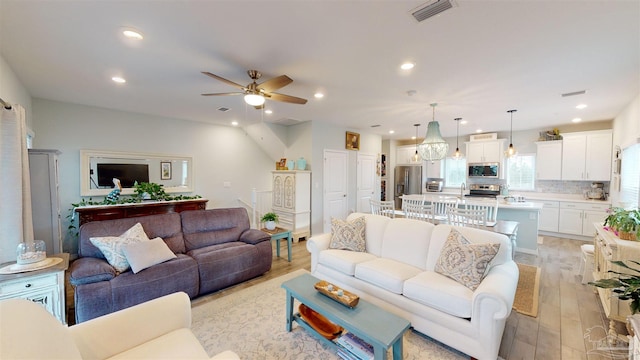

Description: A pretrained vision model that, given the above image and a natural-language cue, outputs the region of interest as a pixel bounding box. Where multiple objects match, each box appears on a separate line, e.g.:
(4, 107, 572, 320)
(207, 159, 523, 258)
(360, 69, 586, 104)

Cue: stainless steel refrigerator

(394, 165, 422, 209)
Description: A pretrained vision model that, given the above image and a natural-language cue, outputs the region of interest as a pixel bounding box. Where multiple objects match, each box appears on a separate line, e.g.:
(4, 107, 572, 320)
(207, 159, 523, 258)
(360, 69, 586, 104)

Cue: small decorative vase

(287, 160, 295, 170)
(297, 157, 306, 171)
(266, 221, 276, 230)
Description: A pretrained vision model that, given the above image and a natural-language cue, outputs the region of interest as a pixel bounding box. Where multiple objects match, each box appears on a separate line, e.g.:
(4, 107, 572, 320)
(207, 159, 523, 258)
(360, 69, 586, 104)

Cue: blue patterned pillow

(435, 229, 500, 291)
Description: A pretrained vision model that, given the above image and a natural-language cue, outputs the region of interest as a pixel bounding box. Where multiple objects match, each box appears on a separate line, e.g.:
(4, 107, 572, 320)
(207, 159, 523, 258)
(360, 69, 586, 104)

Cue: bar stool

(579, 244, 595, 284)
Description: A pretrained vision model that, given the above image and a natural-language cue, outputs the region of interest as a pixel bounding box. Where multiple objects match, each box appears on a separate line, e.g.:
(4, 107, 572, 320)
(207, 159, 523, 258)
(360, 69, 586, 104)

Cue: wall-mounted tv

(97, 163, 149, 188)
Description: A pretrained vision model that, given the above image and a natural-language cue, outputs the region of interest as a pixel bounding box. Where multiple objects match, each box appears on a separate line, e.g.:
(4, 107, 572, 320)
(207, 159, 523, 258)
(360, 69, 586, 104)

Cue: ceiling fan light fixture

(417, 103, 449, 162)
(244, 93, 265, 106)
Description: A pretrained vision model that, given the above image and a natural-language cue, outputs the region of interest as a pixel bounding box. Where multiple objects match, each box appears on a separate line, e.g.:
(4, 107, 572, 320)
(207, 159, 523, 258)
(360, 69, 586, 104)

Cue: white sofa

(0, 292, 238, 360)
(307, 213, 519, 360)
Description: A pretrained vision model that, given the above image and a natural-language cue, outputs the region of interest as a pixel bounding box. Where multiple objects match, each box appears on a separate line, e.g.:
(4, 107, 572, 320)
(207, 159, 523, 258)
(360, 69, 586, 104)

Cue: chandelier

(417, 103, 449, 161)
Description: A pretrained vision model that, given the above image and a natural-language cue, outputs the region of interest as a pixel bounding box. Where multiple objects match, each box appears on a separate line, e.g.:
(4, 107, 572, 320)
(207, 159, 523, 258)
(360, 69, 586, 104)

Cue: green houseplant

(604, 207, 640, 240)
(261, 212, 279, 230)
(590, 260, 640, 314)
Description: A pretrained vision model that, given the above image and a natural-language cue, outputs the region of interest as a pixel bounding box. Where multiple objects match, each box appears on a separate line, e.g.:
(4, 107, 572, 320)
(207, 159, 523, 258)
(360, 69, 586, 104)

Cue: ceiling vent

(217, 107, 230, 112)
(410, 0, 457, 22)
(561, 90, 587, 97)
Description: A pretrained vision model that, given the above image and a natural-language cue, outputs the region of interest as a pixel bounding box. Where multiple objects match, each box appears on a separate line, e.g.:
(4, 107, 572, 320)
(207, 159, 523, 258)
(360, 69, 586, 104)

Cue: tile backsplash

(534, 180, 610, 195)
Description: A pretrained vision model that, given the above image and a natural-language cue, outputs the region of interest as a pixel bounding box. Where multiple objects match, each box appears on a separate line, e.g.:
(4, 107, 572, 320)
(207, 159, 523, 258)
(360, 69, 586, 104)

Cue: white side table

(0, 253, 69, 324)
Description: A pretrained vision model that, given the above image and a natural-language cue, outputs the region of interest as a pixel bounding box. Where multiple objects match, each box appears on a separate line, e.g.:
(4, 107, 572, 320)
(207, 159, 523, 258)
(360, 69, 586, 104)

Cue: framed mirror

(80, 149, 194, 196)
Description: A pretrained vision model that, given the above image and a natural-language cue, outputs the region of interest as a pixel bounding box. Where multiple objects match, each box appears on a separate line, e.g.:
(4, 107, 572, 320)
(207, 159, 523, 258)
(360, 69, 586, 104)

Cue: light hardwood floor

(67, 236, 629, 359)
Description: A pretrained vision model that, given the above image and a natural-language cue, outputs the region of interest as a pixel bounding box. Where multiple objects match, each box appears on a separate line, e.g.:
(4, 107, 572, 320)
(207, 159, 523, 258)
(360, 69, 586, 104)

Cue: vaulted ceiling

(1, 0, 638, 140)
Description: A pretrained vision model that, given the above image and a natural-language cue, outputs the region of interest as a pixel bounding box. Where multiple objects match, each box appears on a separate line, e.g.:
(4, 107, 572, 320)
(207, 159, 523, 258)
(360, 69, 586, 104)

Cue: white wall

(610, 93, 640, 205)
(32, 98, 275, 254)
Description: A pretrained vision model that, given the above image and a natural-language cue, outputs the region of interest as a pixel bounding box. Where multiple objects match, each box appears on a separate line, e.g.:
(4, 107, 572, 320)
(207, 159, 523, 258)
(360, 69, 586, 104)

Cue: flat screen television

(97, 163, 149, 188)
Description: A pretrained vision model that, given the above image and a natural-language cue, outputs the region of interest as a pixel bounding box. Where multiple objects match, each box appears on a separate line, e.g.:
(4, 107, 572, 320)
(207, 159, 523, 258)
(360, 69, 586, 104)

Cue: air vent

(217, 107, 230, 112)
(561, 90, 587, 97)
(470, 133, 498, 142)
(371, 125, 381, 128)
(410, 0, 457, 22)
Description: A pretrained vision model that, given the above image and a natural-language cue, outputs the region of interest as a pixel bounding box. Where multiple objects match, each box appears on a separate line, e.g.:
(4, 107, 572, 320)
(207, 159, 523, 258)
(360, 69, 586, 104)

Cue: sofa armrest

(471, 261, 519, 322)
(307, 233, 332, 272)
(240, 228, 271, 245)
(69, 292, 192, 359)
(69, 257, 116, 286)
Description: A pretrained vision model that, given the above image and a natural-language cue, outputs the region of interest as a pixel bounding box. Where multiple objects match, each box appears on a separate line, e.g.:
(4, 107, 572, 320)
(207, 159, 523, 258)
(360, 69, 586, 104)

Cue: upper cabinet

(466, 140, 504, 163)
(535, 141, 562, 180)
(561, 130, 612, 181)
(396, 145, 422, 165)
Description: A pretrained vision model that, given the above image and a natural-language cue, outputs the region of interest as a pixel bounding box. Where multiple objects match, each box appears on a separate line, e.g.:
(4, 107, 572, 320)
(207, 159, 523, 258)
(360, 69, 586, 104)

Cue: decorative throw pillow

(90, 223, 150, 273)
(329, 216, 366, 252)
(434, 229, 500, 291)
(122, 237, 177, 274)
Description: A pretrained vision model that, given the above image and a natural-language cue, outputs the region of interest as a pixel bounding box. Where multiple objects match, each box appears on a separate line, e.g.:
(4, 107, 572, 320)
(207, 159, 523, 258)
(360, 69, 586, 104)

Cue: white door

(323, 150, 348, 233)
(357, 153, 377, 213)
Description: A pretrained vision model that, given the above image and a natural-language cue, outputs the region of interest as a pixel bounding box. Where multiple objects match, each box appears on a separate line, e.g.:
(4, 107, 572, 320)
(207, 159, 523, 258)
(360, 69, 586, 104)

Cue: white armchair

(0, 292, 238, 360)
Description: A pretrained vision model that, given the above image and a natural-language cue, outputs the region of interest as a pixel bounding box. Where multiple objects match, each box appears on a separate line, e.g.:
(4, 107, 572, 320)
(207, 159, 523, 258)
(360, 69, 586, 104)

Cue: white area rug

(191, 269, 467, 360)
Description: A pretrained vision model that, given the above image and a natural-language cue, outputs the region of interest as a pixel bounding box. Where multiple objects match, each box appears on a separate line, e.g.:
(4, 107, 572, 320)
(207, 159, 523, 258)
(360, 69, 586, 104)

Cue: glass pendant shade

(412, 123, 421, 162)
(244, 93, 265, 106)
(417, 120, 449, 161)
(453, 117, 464, 159)
(504, 109, 518, 158)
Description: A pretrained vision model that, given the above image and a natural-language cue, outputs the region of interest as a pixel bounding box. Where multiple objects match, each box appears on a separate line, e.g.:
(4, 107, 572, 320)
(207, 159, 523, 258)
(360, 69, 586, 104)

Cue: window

(620, 143, 640, 208)
(443, 157, 466, 188)
(507, 153, 535, 191)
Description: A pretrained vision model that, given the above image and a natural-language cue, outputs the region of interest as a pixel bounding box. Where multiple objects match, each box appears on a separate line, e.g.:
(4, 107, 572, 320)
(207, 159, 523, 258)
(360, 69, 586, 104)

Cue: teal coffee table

(281, 273, 410, 360)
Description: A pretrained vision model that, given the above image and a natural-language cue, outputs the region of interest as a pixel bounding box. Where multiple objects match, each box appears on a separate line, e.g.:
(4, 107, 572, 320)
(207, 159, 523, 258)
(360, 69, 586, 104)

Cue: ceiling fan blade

(267, 92, 308, 104)
(201, 72, 245, 90)
(201, 92, 244, 96)
(258, 75, 293, 93)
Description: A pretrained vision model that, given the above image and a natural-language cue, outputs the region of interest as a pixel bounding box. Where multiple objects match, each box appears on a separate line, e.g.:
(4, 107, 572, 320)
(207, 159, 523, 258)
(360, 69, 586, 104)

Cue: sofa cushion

(434, 229, 500, 291)
(346, 213, 390, 257)
(379, 219, 435, 270)
(403, 271, 473, 318)
(329, 216, 366, 252)
(318, 249, 377, 276)
(69, 257, 116, 286)
(90, 223, 150, 272)
(122, 237, 177, 274)
(181, 208, 251, 251)
(354, 258, 422, 294)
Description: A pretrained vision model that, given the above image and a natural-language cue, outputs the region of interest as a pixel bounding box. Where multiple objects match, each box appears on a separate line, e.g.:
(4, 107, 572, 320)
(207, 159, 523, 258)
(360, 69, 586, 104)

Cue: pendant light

(412, 124, 421, 162)
(453, 118, 464, 159)
(505, 109, 517, 158)
(417, 103, 449, 161)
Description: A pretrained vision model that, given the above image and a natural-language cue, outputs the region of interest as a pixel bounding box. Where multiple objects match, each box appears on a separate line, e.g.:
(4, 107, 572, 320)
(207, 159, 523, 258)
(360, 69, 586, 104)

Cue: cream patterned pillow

(435, 229, 500, 291)
(122, 237, 177, 274)
(90, 223, 150, 273)
(329, 216, 366, 252)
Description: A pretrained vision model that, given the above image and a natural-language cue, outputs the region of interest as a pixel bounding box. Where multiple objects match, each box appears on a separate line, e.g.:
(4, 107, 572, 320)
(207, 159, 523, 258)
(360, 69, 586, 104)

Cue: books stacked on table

(335, 332, 374, 360)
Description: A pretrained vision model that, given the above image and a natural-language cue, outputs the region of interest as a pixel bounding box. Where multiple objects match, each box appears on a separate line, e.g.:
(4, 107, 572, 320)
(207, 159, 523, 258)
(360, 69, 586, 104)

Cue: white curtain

(0, 104, 34, 264)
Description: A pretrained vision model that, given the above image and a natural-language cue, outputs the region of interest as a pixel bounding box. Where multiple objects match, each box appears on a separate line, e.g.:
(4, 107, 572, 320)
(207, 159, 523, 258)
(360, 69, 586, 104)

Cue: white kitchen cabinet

(29, 149, 62, 255)
(535, 141, 562, 180)
(561, 130, 612, 181)
(538, 201, 560, 232)
(558, 201, 609, 236)
(396, 145, 422, 165)
(0, 253, 69, 324)
(272, 171, 311, 241)
(465, 140, 504, 163)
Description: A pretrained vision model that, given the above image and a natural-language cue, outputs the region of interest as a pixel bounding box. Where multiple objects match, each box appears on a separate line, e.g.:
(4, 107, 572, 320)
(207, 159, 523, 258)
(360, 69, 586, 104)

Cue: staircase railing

(238, 188, 272, 229)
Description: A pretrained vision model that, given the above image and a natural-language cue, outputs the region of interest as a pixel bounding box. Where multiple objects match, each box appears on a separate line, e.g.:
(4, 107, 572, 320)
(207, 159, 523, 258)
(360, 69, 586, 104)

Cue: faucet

(460, 182, 466, 198)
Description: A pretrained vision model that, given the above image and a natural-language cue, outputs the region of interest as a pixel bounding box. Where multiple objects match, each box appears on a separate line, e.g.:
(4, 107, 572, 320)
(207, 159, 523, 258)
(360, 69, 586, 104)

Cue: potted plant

(604, 207, 640, 240)
(261, 212, 279, 230)
(590, 260, 640, 314)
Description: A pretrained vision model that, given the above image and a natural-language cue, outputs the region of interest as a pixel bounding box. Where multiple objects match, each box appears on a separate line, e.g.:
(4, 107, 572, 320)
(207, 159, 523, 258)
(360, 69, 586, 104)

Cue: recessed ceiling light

(264, 109, 273, 114)
(122, 29, 143, 40)
(111, 76, 126, 83)
(576, 104, 588, 109)
(231, 121, 238, 126)
(460, 120, 468, 125)
(314, 92, 324, 99)
(572, 118, 582, 123)
(400, 62, 415, 70)
(476, 129, 483, 133)
(389, 130, 395, 134)
(411, 136, 417, 140)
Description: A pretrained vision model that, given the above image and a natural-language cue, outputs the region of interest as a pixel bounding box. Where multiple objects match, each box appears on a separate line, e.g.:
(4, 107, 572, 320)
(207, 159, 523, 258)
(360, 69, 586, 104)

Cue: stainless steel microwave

(468, 163, 499, 177)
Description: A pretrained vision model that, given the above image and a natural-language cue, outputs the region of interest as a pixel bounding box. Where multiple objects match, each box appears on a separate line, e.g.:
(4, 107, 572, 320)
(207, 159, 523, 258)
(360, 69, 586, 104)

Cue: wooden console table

(74, 199, 208, 226)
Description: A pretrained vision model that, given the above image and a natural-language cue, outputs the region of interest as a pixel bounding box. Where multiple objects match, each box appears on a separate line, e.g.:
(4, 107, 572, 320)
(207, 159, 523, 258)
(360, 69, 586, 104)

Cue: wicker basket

(618, 231, 638, 241)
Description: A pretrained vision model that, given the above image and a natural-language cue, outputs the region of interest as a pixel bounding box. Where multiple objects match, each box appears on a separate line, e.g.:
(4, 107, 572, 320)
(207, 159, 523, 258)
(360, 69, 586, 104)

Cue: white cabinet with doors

(465, 140, 504, 163)
(396, 145, 422, 165)
(561, 130, 612, 181)
(272, 171, 311, 241)
(558, 201, 609, 236)
(535, 141, 562, 180)
(538, 201, 560, 232)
